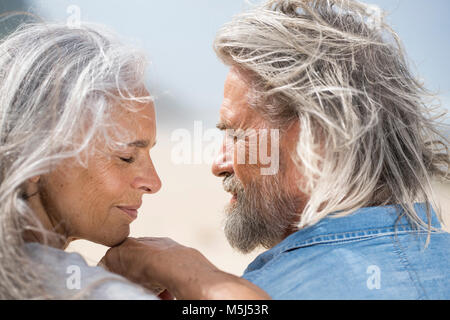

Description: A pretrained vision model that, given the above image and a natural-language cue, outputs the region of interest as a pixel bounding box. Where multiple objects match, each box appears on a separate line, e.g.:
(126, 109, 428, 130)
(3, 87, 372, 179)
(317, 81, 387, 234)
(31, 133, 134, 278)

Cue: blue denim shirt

(242, 204, 450, 299)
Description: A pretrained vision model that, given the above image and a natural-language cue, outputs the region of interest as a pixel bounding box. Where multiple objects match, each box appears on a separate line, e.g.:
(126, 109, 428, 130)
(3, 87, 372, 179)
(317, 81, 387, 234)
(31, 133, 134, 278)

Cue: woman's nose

(132, 159, 162, 194)
(211, 141, 234, 177)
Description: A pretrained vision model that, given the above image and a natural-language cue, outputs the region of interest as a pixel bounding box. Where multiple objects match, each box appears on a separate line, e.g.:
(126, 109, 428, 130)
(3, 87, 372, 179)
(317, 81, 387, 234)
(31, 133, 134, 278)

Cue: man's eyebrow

(127, 139, 156, 148)
(216, 121, 233, 131)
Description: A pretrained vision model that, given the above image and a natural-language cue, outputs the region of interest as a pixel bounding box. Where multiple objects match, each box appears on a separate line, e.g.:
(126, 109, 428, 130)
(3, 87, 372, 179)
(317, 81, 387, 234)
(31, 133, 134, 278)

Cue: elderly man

(103, 0, 450, 299)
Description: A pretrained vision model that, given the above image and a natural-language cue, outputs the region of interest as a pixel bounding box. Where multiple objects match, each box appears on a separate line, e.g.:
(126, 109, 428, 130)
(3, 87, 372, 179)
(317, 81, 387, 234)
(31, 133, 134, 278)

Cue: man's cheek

(258, 129, 280, 176)
(234, 131, 280, 178)
(234, 164, 261, 190)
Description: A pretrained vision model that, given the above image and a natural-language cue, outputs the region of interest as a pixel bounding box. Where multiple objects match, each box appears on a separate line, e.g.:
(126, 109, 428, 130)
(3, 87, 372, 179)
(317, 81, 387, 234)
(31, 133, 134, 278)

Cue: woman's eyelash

(119, 156, 135, 163)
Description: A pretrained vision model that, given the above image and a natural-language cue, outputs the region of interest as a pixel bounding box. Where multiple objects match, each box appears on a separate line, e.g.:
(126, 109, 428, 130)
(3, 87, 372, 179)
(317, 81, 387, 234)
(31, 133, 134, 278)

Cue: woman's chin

(108, 232, 130, 247)
(104, 238, 127, 247)
(88, 225, 130, 247)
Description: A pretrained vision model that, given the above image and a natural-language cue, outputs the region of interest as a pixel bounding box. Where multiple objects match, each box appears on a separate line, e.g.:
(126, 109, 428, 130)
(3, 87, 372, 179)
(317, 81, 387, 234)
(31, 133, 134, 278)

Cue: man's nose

(212, 142, 234, 177)
(132, 159, 162, 194)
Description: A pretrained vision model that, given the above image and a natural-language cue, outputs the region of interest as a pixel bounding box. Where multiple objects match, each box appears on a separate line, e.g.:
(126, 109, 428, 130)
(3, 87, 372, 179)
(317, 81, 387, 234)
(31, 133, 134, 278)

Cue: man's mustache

(222, 175, 244, 194)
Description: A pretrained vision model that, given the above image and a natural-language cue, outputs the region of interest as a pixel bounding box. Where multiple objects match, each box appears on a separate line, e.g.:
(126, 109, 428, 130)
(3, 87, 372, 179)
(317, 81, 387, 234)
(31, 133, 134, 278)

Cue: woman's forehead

(109, 100, 156, 142)
(113, 100, 155, 124)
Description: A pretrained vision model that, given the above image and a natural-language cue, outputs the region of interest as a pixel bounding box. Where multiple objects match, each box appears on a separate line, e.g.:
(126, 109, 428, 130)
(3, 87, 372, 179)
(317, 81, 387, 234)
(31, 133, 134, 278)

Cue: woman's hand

(100, 237, 271, 300)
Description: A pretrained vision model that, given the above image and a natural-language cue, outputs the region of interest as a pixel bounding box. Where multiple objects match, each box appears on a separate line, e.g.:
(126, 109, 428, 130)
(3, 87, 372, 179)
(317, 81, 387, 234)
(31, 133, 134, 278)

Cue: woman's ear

(23, 176, 41, 200)
(28, 176, 40, 184)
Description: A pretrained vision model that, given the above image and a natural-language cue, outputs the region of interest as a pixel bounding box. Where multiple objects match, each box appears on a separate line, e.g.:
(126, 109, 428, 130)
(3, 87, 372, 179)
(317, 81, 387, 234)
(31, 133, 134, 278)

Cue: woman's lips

(117, 207, 138, 220)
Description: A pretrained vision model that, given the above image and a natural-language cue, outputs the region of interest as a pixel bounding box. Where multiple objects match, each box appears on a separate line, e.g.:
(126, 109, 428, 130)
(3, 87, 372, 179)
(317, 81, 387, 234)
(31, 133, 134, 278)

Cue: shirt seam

(244, 231, 402, 277)
(279, 226, 442, 253)
(391, 234, 429, 300)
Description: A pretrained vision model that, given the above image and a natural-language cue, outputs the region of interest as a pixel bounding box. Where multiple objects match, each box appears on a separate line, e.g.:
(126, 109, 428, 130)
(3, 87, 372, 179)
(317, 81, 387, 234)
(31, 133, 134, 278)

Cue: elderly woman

(0, 22, 268, 300)
(0, 22, 163, 299)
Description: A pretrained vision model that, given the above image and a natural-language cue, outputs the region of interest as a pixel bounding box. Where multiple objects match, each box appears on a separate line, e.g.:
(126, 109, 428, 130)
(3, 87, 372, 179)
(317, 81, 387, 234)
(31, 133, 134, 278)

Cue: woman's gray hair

(214, 1, 449, 233)
(0, 22, 151, 299)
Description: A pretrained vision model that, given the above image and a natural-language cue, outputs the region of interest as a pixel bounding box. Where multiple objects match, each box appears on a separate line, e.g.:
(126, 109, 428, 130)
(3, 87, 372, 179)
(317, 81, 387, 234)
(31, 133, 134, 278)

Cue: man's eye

(119, 156, 135, 164)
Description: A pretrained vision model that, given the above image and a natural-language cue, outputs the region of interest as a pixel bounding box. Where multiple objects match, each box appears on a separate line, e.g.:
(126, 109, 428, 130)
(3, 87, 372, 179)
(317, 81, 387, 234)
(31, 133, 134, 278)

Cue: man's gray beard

(222, 173, 298, 254)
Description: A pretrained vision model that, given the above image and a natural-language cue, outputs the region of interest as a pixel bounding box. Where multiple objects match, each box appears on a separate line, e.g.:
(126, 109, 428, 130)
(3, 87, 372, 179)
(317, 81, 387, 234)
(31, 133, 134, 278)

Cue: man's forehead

(224, 69, 250, 97)
(218, 99, 268, 132)
(225, 68, 245, 86)
(220, 70, 254, 129)
(219, 98, 236, 122)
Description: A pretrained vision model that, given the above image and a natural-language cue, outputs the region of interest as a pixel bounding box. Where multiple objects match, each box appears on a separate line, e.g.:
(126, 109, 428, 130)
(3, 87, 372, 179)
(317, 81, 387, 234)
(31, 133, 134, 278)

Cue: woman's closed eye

(119, 156, 135, 164)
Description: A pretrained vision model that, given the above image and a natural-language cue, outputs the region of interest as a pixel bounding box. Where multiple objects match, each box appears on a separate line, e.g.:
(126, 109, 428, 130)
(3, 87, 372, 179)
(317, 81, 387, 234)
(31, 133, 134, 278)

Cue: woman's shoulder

(25, 242, 158, 300)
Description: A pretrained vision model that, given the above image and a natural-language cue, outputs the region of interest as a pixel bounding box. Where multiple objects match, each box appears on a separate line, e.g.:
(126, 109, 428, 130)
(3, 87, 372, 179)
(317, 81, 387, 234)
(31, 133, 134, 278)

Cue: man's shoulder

(242, 234, 390, 299)
(242, 215, 450, 299)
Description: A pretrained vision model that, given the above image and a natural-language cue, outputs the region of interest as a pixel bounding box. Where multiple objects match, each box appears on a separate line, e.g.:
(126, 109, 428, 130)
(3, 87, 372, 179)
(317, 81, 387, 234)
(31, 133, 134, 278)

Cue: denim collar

(246, 203, 442, 271)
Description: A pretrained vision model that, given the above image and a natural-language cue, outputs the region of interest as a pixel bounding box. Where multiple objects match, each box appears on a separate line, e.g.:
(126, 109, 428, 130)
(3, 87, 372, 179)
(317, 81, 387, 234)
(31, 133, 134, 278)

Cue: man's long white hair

(214, 0, 449, 232)
(0, 22, 151, 299)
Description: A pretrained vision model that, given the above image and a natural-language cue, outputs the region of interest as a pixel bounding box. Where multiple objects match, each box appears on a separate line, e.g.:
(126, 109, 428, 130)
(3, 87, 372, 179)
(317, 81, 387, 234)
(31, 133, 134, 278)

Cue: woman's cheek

(72, 177, 124, 241)
(100, 167, 130, 199)
(74, 168, 121, 220)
